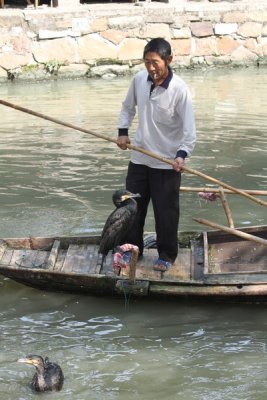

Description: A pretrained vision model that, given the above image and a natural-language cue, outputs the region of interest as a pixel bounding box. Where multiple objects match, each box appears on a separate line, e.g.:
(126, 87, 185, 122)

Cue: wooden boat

(0, 225, 266, 299)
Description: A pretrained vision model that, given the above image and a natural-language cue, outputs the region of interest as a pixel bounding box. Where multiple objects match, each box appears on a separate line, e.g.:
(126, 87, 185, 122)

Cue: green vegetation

(44, 60, 64, 74)
(22, 64, 39, 73)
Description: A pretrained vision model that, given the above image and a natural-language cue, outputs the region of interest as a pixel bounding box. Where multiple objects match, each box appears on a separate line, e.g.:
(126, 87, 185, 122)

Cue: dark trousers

(125, 162, 181, 263)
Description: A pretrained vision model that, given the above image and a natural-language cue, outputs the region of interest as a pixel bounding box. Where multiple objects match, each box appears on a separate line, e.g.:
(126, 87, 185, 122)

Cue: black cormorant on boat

(17, 355, 64, 392)
(98, 189, 140, 265)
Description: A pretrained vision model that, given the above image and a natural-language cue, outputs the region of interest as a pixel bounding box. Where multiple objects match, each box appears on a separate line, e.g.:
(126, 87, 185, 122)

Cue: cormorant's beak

(17, 357, 34, 365)
(121, 193, 141, 201)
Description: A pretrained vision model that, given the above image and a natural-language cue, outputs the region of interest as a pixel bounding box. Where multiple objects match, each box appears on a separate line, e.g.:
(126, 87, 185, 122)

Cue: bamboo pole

(218, 186, 235, 228)
(1, 99, 267, 207)
(193, 217, 267, 246)
(180, 187, 267, 196)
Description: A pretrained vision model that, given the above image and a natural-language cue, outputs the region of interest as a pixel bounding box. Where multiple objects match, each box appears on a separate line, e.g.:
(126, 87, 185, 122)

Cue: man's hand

(117, 135, 130, 150)
(173, 156, 185, 172)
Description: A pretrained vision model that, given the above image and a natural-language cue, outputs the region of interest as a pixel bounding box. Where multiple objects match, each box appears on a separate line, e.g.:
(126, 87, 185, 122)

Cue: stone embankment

(0, 0, 267, 82)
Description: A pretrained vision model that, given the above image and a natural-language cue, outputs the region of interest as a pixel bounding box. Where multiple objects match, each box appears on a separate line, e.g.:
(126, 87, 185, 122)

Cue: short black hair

(143, 38, 172, 61)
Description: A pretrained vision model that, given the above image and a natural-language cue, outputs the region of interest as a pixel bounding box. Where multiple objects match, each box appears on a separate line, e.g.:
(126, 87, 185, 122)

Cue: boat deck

(0, 238, 193, 281)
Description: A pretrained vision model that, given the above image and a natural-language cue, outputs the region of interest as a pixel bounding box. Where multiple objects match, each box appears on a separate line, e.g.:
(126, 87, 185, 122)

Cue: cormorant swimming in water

(17, 355, 64, 392)
(99, 189, 140, 265)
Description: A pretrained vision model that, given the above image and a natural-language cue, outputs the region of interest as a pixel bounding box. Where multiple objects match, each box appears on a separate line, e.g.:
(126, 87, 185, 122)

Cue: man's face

(144, 51, 172, 84)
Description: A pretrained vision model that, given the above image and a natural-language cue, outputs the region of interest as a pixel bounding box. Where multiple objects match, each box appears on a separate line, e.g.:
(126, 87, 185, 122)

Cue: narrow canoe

(0, 225, 266, 299)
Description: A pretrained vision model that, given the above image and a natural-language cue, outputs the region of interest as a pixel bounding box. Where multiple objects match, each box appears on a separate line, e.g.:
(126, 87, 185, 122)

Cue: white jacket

(118, 68, 196, 169)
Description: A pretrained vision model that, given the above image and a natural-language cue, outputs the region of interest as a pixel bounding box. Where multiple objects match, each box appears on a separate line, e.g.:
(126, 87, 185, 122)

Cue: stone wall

(0, 0, 267, 82)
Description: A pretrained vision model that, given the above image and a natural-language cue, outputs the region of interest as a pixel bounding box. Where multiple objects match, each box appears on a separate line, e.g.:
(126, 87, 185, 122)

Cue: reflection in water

(0, 68, 266, 237)
(0, 69, 267, 400)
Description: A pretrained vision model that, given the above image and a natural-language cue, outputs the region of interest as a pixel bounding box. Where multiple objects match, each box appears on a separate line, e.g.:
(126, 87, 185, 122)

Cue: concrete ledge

(0, 1, 267, 81)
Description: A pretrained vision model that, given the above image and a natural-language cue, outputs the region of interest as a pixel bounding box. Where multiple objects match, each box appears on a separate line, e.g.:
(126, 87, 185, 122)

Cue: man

(117, 38, 196, 272)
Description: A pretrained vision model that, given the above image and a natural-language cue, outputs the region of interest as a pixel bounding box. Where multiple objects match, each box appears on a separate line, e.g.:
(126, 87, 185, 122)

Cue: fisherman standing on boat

(117, 38, 196, 272)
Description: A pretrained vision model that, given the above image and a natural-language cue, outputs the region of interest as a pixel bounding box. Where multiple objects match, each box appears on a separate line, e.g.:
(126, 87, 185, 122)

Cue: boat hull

(0, 226, 266, 299)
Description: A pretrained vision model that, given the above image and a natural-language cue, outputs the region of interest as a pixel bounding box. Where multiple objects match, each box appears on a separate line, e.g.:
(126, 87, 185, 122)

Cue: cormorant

(17, 355, 64, 392)
(98, 189, 140, 265)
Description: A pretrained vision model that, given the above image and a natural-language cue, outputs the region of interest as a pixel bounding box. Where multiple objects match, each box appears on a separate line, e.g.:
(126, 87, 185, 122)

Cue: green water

(0, 67, 266, 399)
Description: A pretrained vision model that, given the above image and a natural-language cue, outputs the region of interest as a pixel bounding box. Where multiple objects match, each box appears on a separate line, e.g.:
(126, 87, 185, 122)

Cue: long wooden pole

(193, 217, 267, 245)
(180, 187, 267, 196)
(1, 99, 267, 207)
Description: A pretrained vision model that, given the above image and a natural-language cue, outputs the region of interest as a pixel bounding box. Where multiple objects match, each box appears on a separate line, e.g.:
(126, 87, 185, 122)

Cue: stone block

(205, 55, 231, 65)
(117, 38, 147, 61)
(230, 45, 258, 62)
(0, 12, 27, 30)
(32, 37, 78, 63)
(238, 22, 262, 38)
(144, 8, 175, 24)
(38, 29, 70, 39)
(222, 12, 247, 24)
(216, 36, 240, 55)
(0, 53, 32, 70)
(245, 38, 263, 56)
(88, 64, 129, 78)
(90, 17, 108, 33)
(78, 34, 117, 62)
(57, 63, 89, 78)
(172, 56, 191, 68)
(194, 37, 217, 56)
(214, 23, 237, 35)
(191, 22, 213, 37)
(108, 16, 143, 30)
(171, 27, 191, 39)
(249, 11, 267, 23)
(171, 38, 192, 56)
(72, 17, 91, 34)
(10, 33, 31, 55)
(130, 23, 171, 40)
(26, 13, 59, 32)
(100, 29, 127, 45)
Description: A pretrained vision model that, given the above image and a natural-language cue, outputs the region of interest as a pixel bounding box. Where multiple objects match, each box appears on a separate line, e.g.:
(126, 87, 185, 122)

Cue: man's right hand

(117, 135, 130, 150)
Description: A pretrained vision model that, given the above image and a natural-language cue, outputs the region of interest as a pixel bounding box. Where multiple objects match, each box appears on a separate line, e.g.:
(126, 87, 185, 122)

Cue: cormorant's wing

(99, 206, 134, 255)
(44, 363, 64, 391)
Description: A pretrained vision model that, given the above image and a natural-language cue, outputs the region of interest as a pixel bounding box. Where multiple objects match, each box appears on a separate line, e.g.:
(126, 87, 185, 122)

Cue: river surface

(0, 68, 266, 399)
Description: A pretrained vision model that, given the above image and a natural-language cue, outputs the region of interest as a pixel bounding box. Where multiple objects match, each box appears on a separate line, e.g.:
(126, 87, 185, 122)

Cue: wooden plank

(135, 249, 162, 281)
(61, 244, 99, 274)
(9, 250, 48, 269)
(54, 249, 66, 271)
(207, 241, 266, 274)
(87, 245, 101, 274)
(99, 251, 114, 276)
(47, 240, 60, 270)
(149, 283, 267, 297)
(204, 273, 267, 285)
(163, 249, 191, 281)
(0, 240, 7, 262)
(1, 249, 14, 266)
(135, 248, 192, 281)
(191, 241, 204, 280)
